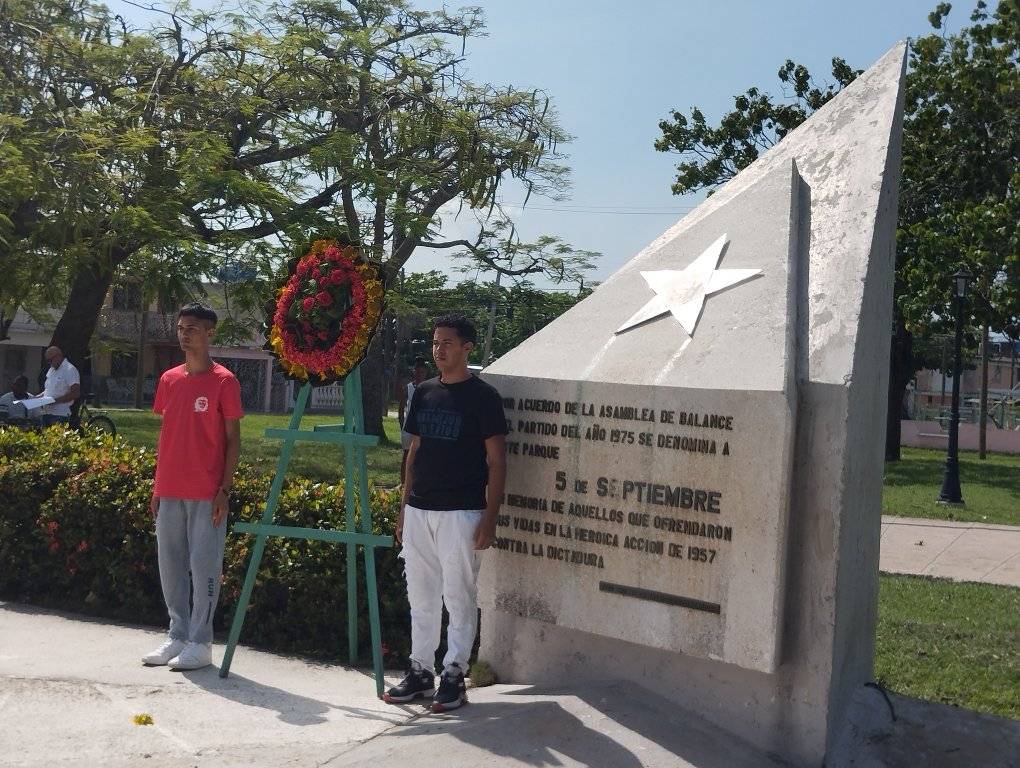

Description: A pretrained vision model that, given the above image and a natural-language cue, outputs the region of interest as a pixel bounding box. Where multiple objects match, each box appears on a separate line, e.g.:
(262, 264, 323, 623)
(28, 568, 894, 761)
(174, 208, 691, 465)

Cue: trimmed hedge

(0, 427, 410, 663)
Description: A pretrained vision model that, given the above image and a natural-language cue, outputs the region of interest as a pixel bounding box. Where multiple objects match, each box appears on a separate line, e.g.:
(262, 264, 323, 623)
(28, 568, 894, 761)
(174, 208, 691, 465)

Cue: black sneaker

(383, 662, 435, 704)
(431, 663, 467, 713)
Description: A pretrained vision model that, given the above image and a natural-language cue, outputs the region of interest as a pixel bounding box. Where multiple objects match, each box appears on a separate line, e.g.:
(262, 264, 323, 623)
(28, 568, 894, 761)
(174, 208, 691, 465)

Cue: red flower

(302, 296, 316, 312)
(316, 290, 333, 307)
(312, 267, 322, 279)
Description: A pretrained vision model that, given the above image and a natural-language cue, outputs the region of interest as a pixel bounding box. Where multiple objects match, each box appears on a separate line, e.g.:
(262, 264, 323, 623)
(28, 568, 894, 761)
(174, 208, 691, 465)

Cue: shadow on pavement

(332, 683, 787, 768)
(178, 664, 405, 727)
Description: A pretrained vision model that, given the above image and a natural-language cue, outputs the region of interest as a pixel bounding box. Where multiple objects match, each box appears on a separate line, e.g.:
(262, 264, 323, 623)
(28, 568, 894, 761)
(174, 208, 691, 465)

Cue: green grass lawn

(103, 407, 405, 487)
(883, 447, 1020, 526)
(875, 574, 1020, 719)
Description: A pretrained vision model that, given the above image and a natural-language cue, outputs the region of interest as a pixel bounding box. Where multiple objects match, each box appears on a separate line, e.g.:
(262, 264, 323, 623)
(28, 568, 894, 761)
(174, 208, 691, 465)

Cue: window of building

(111, 283, 142, 311)
(3, 347, 27, 381)
(110, 351, 139, 378)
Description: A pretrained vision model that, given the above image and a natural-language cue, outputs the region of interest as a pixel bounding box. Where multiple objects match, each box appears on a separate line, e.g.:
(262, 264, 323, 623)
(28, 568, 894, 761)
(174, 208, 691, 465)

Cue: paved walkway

(880, 516, 1020, 587)
(3, 602, 1020, 768)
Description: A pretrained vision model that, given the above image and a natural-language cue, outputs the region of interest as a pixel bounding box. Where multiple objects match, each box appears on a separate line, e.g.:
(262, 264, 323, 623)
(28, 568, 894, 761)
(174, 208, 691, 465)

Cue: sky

(111, 0, 955, 286)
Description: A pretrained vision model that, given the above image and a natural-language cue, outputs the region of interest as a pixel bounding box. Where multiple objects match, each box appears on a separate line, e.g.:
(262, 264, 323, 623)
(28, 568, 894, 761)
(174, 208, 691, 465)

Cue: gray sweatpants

(156, 498, 228, 644)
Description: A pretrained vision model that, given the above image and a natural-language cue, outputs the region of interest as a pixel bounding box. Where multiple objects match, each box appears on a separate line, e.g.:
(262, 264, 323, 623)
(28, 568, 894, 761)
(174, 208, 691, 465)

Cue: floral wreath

(266, 240, 385, 385)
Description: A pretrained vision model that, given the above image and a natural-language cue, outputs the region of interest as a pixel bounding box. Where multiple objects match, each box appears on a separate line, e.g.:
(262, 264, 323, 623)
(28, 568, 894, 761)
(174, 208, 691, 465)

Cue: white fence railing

(285, 381, 344, 413)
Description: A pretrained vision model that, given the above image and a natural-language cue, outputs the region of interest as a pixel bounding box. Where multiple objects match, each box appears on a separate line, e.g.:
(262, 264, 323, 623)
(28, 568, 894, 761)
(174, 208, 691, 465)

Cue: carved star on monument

(615, 233, 763, 336)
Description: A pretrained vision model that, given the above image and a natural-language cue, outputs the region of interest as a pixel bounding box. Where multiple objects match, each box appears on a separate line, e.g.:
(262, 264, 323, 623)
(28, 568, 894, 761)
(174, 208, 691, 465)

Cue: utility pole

(979, 323, 989, 459)
(133, 289, 149, 410)
(940, 335, 948, 412)
(938, 268, 971, 506)
(481, 271, 502, 366)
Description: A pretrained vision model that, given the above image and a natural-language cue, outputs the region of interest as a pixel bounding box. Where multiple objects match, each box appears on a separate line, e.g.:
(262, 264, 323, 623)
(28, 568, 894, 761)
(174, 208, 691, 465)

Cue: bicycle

(77, 395, 117, 437)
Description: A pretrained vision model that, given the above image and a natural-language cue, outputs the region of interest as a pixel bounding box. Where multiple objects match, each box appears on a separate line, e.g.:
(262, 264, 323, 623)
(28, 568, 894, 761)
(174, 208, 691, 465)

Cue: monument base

(480, 610, 830, 765)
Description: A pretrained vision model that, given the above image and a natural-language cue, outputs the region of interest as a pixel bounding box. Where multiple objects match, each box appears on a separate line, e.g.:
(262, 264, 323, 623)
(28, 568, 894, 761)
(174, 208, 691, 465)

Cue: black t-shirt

(404, 374, 508, 511)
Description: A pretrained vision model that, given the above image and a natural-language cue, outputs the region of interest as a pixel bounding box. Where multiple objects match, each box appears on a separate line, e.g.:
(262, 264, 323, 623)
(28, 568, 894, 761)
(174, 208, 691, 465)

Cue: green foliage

(654, 57, 860, 195)
(389, 271, 592, 364)
(897, 0, 1020, 338)
(438, 217, 598, 289)
(0, 0, 571, 351)
(655, 1, 1019, 337)
(654, 2, 1019, 462)
(0, 426, 411, 663)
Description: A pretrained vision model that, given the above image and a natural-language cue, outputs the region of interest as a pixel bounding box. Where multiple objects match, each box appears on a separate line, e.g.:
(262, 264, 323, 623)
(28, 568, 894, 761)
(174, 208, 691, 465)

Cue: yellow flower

(133, 714, 154, 726)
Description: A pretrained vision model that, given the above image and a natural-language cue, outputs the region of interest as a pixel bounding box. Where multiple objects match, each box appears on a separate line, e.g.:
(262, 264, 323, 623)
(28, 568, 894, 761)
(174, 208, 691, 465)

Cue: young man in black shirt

(384, 313, 507, 712)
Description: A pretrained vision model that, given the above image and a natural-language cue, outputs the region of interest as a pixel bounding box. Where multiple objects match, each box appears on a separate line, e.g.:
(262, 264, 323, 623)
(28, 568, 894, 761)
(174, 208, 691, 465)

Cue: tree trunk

(885, 315, 914, 462)
(979, 323, 989, 459)
(481, 272, 502, 365)
(361, 330, 387, 440)
(133, 303, 149, 409)
(49, 251, 122, 374)
(0, 309, 13, 342)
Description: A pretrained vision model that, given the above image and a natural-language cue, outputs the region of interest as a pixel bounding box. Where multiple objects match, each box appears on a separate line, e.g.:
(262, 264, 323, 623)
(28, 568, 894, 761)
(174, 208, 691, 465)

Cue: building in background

(0, 286, 344, 414)
(910, 333, 1020, 429)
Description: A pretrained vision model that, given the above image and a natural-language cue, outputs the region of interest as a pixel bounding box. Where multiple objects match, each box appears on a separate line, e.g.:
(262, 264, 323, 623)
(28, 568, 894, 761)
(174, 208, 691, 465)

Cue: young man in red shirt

(142, 304, 243, 670)
(385, 314, 507, 712)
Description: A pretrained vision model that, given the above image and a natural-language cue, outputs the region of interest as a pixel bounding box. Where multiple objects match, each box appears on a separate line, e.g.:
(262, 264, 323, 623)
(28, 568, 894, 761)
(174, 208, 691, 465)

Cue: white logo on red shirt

(194, 396, 209, 413)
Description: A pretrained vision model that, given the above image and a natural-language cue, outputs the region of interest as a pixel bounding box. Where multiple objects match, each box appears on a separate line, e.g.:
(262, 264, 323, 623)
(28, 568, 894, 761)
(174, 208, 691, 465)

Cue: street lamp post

(937, 268, 972, 505)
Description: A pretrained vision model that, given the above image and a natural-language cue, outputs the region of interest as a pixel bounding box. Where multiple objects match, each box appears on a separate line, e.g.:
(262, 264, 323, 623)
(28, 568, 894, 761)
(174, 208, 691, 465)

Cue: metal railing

(96, 310, 179, 342)
(916, 403, 1020, 430)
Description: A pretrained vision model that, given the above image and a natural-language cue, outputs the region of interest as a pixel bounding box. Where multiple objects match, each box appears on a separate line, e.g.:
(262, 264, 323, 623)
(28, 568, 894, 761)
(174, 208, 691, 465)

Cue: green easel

(219, 366, 393, 697)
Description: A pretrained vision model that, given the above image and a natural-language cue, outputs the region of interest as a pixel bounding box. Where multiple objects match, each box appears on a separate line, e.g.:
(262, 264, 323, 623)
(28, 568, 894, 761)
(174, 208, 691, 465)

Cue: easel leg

(220, 384, 312, 678)
(363, 544, 386, 698)
(343, 371, 361, 666)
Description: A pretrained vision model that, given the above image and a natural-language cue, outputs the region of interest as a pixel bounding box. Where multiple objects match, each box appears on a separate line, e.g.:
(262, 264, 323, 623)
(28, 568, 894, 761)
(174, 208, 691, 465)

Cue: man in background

(40, 346, 80, 426)
(398, 356, 429, 484)
(0, 375, 31, 420)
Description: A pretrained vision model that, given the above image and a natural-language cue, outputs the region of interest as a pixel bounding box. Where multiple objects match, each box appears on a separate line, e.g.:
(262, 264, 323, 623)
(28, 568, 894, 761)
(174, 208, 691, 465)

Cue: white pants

(400, 505, 482, 672)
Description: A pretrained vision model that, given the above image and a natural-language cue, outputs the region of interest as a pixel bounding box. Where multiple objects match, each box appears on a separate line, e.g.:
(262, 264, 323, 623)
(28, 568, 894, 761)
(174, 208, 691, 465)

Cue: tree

(1, 0, 568, 436)
(116, 245, 208, 407)
(655, 0, 1019, 460)
(654, 57, 860, 196)
(445, 218, 598, 362)
(389, 271, 591, 366)
(898, 1, 1020, 458)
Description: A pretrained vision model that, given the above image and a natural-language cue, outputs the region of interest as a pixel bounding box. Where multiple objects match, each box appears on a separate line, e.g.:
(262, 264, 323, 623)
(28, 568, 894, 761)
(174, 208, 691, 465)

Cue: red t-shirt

(153, 363, 244, 499)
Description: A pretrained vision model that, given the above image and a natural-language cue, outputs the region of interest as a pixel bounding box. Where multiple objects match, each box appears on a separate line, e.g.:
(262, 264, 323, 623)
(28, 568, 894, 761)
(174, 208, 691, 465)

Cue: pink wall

(901, 420, 1020, 454)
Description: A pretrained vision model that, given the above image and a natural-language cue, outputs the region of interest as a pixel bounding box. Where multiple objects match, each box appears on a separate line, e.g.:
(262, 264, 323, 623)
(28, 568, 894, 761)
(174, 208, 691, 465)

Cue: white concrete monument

(479, 43, 907, 767)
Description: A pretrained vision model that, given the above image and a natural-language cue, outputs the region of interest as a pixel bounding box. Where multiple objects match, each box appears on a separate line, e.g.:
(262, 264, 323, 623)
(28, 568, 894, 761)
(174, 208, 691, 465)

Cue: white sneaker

(168, 642, 213, 671)
(142, 638, 186, 666)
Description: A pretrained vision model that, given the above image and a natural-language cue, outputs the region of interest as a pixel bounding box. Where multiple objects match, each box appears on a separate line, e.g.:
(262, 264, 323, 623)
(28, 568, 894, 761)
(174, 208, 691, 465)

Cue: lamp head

(953, 268, 972, 299)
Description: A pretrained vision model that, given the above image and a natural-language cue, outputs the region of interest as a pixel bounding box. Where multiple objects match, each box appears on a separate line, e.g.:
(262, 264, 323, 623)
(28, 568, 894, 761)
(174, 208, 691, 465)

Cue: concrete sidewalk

(880, 515, 1020, 587)
(3, 602, 1020, 767)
